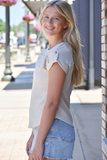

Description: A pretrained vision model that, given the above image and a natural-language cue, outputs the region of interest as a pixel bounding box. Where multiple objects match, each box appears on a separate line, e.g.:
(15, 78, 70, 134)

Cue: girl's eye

(54, 18, 59, 20)
(44, 16, 49, 19)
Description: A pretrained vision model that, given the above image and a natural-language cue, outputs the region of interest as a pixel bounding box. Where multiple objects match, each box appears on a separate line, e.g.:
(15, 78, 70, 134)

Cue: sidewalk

(0, 50, 102, 160)
(70, 89, 102, 160)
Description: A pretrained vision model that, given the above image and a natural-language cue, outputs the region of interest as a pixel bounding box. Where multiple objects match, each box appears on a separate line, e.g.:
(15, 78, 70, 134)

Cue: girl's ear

(64, 22, 69, 29)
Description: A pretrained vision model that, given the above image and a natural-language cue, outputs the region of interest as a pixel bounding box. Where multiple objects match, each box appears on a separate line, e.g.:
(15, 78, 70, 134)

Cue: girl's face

(42, 6, 68, 39)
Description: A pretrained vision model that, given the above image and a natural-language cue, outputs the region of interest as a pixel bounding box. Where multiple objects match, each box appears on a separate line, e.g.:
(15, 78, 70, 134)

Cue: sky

(0, 0, 25, 26)
(0, 0, 74, 26)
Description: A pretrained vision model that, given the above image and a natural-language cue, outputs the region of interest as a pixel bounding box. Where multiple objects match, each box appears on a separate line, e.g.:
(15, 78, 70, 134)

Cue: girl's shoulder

(46, 42, 74, 73)
(57, 42, 73, 61)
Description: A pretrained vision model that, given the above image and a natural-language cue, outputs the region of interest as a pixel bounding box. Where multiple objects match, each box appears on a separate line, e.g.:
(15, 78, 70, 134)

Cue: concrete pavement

(0, 50, 102, 160)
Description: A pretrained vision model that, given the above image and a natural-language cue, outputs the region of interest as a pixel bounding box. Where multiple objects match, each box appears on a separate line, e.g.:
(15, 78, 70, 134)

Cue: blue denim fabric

(28, 118, 75, 159)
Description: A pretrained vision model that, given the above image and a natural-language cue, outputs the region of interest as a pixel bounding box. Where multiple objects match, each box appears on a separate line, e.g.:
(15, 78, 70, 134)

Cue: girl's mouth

(46, 27, 55, 30)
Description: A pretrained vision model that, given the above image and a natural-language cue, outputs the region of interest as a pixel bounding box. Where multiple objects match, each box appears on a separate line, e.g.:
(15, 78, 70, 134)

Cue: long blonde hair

(39, 0, 85, 87)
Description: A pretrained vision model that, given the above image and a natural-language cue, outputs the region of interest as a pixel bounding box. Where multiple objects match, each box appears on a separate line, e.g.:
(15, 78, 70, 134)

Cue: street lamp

(23, 11, 34, 62)
(0, 0, 19, 81)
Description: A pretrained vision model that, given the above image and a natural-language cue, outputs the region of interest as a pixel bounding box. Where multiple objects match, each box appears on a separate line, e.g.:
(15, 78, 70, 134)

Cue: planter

(1, 2, 13, 6)
(0, 49, 18, 63)
(29, 44, 35, 53)
(23, 14, 34, 23)
(23, 19, 31, 23)
(0, 0, 19, 6)
(19, 45, 26, 54)
(33, 25, 40, 32)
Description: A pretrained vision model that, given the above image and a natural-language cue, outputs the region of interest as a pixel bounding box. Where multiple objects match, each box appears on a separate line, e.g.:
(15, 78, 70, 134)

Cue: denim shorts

(28, 118, 75, 159)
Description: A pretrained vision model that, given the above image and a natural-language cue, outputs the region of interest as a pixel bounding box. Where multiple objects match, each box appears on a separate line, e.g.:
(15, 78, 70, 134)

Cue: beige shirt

(28, 42, 74, 128)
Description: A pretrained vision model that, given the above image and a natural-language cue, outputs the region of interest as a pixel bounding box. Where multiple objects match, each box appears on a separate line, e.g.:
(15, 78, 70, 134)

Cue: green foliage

(17, 21, 25, 32)
(10, 21, 25, 36)
(10, 25, 17, 35)
(0, 19, 26, 35)
(0, 43, 5, 49)
(0, 19, 37, 36)
(29, 24, 36, 34)
(0, 19, 5, 34)
(10, 22, 36, 35)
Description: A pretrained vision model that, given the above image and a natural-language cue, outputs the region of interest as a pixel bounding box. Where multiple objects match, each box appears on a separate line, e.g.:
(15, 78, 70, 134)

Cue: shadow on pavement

(14, 63, 35, 69)
(3, 71, 33, 90)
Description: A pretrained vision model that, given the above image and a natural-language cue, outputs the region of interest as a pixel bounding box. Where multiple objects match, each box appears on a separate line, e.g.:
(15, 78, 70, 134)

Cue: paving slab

(0, 108, 31, 160)
(70, 103, 102, 160)
(71, 117, 85, 160)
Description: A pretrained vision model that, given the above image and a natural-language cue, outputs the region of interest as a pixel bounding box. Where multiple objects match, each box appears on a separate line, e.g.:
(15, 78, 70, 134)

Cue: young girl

(26, 0, 84, 160)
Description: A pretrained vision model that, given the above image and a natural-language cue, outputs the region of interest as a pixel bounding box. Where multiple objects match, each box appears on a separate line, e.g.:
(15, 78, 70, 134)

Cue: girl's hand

(29, 141, 44, 160)
(26, 133, 34, 156)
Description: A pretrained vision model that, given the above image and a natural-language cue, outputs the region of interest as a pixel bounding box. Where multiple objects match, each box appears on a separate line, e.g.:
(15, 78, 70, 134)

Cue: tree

(10, 21, 25, 35)
(17, 21, 25, 32)
(0, 19, 5, 34)
(10, 24, 17, 35)
(29, 24, 36, 34)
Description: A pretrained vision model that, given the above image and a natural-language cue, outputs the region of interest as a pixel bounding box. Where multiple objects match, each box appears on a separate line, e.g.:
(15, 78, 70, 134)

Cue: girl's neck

(48, 36, 64, 50)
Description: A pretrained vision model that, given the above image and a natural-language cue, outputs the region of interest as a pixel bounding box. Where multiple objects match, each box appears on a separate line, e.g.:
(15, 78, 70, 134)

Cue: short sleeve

(46, 45, 74, 74)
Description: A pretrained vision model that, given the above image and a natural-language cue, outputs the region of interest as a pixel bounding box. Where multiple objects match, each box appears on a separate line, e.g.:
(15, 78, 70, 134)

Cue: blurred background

(0, 0, 101, 90)
(0, 0, 102, 160)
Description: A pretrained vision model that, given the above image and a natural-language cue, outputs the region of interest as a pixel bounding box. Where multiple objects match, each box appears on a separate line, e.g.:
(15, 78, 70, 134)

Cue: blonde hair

(39, 0, 85, 87)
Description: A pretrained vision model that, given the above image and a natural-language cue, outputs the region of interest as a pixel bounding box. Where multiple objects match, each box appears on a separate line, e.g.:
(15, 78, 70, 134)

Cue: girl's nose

(47, 18, 53, 24)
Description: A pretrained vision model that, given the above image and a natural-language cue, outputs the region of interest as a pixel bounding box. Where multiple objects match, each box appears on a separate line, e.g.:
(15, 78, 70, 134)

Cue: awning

(22, 0, 68, 17)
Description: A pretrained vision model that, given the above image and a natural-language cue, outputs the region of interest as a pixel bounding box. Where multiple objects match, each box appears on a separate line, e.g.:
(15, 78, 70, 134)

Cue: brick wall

(101, 0, 107, 159)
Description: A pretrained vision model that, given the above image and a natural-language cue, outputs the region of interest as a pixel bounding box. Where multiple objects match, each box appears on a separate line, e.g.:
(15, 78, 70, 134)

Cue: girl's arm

(36, 62, 66, 144)
(29, 62, 66, 160)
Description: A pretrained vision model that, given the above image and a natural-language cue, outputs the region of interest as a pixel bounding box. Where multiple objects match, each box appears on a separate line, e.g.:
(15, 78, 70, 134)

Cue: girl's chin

(44, 28, 55, 33)
(45, 30, 55, 34)
(44, 33, 55, 37)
